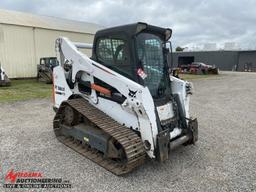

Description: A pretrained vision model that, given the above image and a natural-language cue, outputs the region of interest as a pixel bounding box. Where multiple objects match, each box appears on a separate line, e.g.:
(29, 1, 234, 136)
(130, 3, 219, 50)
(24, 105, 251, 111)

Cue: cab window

(96, 38, 133, 79)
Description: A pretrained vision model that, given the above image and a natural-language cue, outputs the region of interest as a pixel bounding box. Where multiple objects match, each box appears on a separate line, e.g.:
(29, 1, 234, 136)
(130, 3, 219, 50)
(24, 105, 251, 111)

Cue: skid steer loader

(53, 22, 198, 175)
(0, 64, 11, 86)
(37, 57, 58, 84)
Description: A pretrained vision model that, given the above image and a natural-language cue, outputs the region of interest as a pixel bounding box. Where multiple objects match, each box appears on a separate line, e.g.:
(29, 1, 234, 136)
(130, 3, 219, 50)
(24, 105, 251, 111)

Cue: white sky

(0, 0, 255, 49)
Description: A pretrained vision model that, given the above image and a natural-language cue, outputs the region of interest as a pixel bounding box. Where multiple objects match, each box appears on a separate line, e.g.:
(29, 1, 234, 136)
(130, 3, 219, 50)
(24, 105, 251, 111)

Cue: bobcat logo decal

(128, 89, 137, 98)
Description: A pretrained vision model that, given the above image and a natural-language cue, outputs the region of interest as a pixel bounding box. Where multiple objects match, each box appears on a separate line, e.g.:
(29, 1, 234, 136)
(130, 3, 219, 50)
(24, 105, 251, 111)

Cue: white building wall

(0, 24, 35, 78)
(0, 24, 95, 78)
(34, 28, 94, 64)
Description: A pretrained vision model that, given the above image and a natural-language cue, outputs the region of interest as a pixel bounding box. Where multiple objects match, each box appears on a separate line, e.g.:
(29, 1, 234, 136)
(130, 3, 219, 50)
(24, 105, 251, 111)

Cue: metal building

(0, 9, 102, 78)
(172, 50, 256, 72)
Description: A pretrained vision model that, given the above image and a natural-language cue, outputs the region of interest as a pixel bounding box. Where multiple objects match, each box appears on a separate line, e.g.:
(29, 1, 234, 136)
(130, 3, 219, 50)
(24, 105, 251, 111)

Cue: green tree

(175, 46, 185, 52)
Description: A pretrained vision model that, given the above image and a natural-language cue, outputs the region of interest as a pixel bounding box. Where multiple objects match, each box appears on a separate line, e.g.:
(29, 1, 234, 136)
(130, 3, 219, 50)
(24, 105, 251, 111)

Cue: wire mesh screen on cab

(136, 33, 166, 98)
(96, 38, 132, 79)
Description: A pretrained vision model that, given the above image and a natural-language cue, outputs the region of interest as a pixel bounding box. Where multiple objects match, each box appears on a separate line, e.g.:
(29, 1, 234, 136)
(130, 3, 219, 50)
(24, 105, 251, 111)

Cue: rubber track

(53, 98, 146, 175)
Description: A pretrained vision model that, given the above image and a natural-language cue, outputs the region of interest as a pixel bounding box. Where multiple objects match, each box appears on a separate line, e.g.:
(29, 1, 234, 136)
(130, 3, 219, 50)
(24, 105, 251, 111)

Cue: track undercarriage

(53, 98, 146, 175)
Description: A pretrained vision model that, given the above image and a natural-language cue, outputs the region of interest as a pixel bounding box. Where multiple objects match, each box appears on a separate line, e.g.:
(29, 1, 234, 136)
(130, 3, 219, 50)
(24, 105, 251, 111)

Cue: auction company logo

(0, 163, 72, 189)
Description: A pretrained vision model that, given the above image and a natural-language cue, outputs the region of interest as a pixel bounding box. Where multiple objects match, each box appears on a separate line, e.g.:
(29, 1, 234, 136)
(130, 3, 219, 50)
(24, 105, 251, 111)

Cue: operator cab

(91, 22, 172, 100)
(40, 57, 58, 70)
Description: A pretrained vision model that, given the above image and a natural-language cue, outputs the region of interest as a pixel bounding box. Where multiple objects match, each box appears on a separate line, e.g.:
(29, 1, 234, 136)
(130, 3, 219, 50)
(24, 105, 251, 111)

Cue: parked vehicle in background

(180, 62, 219, 75)
(37, 57, 58, 83)
(0, 64, 11, 86)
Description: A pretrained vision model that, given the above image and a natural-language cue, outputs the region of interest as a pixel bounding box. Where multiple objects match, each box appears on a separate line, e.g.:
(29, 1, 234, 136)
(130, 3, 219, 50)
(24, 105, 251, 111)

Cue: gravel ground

(0, 71, 256, 192)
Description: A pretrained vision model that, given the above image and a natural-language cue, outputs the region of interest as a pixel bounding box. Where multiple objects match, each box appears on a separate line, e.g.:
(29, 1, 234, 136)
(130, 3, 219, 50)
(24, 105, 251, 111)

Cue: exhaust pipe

(169, 135, 189, 150)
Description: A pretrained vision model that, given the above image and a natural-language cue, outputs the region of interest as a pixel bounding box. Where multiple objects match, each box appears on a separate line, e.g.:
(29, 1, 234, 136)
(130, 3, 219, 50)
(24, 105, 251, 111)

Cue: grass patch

(0, 79, 52, 103)
(179, 74, 216, 80)
(0, 74, 219, 103)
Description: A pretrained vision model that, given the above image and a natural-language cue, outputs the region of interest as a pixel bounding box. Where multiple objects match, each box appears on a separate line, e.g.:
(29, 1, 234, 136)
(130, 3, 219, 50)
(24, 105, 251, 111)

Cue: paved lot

(0, 72, 256, 192)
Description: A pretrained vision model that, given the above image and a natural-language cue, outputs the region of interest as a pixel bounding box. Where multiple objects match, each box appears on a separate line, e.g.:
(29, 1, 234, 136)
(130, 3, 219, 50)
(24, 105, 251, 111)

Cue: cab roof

(94, 22, 172, 41)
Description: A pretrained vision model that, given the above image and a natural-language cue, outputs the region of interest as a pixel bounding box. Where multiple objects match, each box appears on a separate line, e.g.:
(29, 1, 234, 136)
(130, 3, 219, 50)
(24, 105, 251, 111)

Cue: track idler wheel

(63, 105, 80, 126)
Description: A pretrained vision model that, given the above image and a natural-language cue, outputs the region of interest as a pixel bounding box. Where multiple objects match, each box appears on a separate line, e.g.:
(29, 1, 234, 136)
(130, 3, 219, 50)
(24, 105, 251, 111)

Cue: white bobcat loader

(52, 22, 198, 175)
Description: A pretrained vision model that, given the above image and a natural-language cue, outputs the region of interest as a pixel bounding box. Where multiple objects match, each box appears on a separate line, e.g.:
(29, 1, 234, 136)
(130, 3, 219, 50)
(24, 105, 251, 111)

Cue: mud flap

(156, 129, 169, 162)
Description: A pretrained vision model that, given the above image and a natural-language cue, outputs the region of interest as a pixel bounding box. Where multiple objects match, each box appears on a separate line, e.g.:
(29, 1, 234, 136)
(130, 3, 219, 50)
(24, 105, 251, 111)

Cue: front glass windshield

(136, 33, 168, 98)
